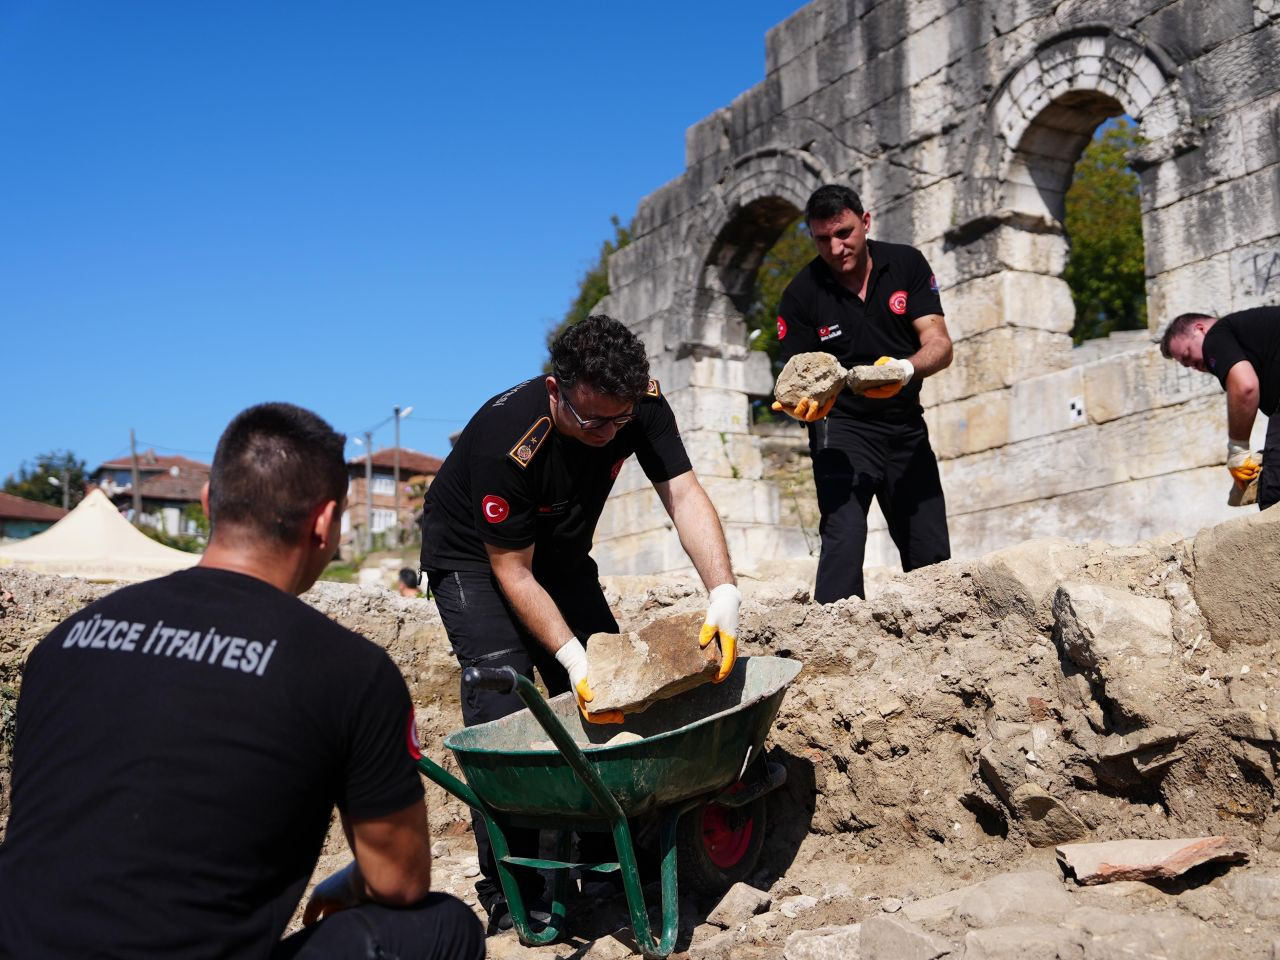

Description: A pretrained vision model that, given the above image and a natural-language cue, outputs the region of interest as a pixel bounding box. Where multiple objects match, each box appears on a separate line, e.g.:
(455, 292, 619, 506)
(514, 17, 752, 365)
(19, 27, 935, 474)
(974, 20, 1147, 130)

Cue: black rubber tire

(676, 793, 767, 897)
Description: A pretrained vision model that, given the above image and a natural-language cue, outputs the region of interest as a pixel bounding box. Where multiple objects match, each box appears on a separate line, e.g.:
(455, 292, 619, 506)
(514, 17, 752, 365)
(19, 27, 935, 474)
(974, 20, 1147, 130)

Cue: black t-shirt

(0, 567, 424, 959)
(1202, 306, 1280, 415)
(777, 239, 944, 423)
(421, 376, 692, 578)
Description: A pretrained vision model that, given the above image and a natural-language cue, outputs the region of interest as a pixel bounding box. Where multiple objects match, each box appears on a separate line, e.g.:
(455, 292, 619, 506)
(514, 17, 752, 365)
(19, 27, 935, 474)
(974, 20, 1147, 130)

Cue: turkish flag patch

(481, 495, 510, 523)
(405, 710, 422, 760)
(889, 290, 908, 315)
(777, 316, 788, 340)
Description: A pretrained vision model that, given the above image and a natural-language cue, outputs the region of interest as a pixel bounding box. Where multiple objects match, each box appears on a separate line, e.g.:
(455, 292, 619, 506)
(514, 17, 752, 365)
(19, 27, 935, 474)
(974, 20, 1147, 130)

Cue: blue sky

(1, 1, 801, 479)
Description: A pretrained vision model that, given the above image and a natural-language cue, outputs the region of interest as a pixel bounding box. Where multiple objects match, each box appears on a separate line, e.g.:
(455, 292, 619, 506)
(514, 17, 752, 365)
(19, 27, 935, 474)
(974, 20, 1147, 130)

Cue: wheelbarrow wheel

(677, 792, 766, 896)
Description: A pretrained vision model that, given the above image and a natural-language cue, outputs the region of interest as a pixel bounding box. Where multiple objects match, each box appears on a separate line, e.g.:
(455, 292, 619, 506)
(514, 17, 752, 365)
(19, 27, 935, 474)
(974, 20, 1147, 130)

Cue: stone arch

(954, 24, 1187, 234)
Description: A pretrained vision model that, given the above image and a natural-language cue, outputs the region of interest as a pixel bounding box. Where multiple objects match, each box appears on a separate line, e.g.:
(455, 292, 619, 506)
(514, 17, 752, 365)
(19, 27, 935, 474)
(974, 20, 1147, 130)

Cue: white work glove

(699, 583, 741, 683)
(556, 638, 622, 724)
(862, 357, 915, 399)
(1227, 439, 1262, 487)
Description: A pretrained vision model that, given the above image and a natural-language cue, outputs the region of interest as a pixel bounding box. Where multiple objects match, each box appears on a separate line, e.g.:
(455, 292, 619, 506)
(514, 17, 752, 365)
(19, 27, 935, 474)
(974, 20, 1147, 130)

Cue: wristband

(554, 638, 589, 689)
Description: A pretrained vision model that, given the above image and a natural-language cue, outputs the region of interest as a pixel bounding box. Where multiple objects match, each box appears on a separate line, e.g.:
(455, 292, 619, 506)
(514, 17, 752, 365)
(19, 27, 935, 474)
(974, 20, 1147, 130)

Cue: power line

(134, 440, 216, 457)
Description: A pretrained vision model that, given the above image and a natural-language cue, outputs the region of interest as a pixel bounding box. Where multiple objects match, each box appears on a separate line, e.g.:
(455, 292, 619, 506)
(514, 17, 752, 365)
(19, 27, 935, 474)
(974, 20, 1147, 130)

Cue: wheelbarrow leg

(612, 800, 695, 959)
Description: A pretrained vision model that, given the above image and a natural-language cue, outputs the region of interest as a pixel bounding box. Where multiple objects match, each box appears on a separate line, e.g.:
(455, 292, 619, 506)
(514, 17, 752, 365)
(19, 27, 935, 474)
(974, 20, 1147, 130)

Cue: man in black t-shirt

(0, 403, 482, 960)
(1160, 307, 1280, 508)
(771, 184, 954, 602)
(420, 313, 741, 929)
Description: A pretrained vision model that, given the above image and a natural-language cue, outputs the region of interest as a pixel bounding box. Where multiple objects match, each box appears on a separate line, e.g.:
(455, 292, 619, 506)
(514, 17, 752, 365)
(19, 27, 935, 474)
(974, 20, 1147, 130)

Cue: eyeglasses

(558, 388, 635, 430)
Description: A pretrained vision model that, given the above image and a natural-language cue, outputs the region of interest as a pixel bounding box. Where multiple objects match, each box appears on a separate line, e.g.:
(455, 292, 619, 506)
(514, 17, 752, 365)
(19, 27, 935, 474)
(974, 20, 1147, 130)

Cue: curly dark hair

(550, 314, 651, 402)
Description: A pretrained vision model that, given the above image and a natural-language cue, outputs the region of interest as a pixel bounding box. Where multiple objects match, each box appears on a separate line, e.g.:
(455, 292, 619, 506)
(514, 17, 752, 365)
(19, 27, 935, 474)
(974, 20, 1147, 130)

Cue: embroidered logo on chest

(888, 291, 908, 315)
(818, 324, 843, 341)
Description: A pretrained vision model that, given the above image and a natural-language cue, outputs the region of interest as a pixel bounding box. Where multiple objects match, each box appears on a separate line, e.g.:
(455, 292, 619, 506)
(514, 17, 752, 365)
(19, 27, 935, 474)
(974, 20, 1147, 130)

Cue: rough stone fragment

(1218, 871, 1280, 918)
(1056, 836, 1252, 885)
(778, 894, 819, 918)
(954, 871, 1074, 927)
(706, 881, 771, 928)
(686, 929, 737, 960)
(1063, 905, 1219, 960)
(1053, 582, 1174, 671)
(585, 612, 719, 716)
(847, 362, 909, 394)
(783, 924, 862, 960)
(1191, 506, 1280, 647)
(1010, 783, 1089, 847)
(959, 924, 1083, 960)
(969, 537, 1089, 629)
(859, 914, 952, 960)
(774, 352, 847, 406)
(1228, 473, 1259, 506)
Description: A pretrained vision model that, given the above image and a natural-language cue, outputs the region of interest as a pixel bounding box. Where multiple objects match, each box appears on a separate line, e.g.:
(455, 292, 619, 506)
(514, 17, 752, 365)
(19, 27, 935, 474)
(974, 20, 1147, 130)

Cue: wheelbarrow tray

(444, 655, 801, 823)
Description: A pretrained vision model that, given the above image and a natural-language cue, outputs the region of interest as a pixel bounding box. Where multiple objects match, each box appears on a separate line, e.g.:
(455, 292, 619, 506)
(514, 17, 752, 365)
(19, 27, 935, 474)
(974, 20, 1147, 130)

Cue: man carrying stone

(0, 402, 483, 960)
(1160, 307, 1280, 509)
(771, 184, 954, 602)
(420, 313, 740, 931)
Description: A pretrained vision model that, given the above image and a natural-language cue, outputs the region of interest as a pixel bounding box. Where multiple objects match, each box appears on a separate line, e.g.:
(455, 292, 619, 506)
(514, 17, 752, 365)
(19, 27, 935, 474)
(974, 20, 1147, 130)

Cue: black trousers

(271, 893, 484, 960)
(1260, 412, 1280, 510)
(809, 416, 950, 603)
(427, 563, 619, 905)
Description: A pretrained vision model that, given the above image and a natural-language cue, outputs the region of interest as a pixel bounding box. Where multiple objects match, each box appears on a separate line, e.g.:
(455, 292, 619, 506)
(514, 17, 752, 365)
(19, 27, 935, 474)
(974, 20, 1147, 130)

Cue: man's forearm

(491, 559, 576, 655)
(660, 474, 735, 590)
(1227, 391, 1260, 441)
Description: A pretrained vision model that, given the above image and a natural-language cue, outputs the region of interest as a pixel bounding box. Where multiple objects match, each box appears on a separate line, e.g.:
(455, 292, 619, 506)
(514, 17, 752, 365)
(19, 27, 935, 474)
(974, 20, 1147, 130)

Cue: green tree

(544, 215, 633, 367)
(1064, 118, 1148, 344)
(2, 450, 87, 509)
(743, 218, 814, 374)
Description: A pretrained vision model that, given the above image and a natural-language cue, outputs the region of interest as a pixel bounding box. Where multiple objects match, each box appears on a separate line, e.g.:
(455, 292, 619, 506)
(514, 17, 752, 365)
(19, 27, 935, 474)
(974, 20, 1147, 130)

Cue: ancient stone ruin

(591, 0, 1280, 577)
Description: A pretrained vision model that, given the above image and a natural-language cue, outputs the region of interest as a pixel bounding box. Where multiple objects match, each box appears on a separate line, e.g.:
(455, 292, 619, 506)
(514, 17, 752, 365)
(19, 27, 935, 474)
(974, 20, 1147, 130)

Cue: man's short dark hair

(805, 184, 865, 222)
(209, 403, 348, 543)
(550, 314, 651, 402)
(1159, 312, 1216, 358)
(398, 568, 419, 590)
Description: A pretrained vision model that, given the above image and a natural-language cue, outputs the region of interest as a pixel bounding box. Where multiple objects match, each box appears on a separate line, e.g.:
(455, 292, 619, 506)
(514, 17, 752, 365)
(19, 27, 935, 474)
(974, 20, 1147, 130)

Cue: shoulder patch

(508, 416, 551, 468)
(646, 378, 661, 398)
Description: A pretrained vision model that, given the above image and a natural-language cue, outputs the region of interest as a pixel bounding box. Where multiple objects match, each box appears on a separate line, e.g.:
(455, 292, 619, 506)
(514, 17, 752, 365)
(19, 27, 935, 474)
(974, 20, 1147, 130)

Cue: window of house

(371, 508, 397, 533)
(370, 476, 395, 496)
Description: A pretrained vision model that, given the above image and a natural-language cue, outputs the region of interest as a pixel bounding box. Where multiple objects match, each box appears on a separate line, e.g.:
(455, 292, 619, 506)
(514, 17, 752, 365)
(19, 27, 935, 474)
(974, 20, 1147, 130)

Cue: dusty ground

(3, 506, 1280, 958)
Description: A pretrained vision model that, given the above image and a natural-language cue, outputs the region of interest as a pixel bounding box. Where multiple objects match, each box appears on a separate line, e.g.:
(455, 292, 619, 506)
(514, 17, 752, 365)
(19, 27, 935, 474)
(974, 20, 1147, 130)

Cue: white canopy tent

(0, 489, 200, 582)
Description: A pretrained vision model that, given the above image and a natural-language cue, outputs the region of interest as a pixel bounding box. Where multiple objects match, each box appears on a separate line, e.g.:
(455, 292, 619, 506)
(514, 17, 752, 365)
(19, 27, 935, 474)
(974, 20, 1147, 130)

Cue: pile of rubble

(1, 506, 1278, 958)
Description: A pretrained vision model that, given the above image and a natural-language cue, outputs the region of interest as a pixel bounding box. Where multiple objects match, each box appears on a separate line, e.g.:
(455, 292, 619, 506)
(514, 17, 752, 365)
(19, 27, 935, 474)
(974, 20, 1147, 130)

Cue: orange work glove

(770, 394, 838, 422)
(1227, 440, 1262, 487)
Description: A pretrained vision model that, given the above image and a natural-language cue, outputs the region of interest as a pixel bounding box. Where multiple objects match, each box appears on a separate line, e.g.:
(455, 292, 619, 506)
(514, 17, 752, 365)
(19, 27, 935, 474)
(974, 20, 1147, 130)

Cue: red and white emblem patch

(610, 458, 625, 480)
(481, 495, 509, 523)
(405, 710, 422, 760)
(776, 316, 788, 340)
(888, 290, 908, 315)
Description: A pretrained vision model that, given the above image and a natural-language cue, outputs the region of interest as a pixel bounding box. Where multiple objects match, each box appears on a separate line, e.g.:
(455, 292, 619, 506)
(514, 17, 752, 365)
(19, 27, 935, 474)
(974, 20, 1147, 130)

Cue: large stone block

(1081, 344, 1221, 424)
(679, 430, 766, 482)
(652, 353, 775, 397)
(1145, 254, 1233, 326)
(665, 386, 751, 435)
(922, 326, 1074, 409)
(585, 612, 719, 716)
(1229, 237, 1280, 311)
(943, 272, 1075, 343)
(1145, 166, 1280, 276)
(970, 537, 1090, 628)
(1190, 505, 1280, 647)
(1008, 366, 1085, 444)
(923, 389, 1011, 460)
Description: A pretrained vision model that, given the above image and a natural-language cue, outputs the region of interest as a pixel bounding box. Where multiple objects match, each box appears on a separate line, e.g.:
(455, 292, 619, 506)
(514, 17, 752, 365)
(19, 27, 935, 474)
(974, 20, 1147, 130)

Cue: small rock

(779, 894, 819, 919)
(1010, 782, 1089, 846)
(859, 914, 951, 960)
(430, 840, 447, 858)
(774, 352, 847, 406)
(462, 864, 480, 878)
(961, 924, 1083, 958)
(1218, 871, 1280, 919)
(821, 882, 854, 903)
(706, 882, 771, 929)
(880, 897, 902, 913)
(1057, 836, 1252, 885)
(847, 362, 908, 394)
(687, 929, 737, 960)
(955, 871, 1072, 927)
(783, 923, 862, 960)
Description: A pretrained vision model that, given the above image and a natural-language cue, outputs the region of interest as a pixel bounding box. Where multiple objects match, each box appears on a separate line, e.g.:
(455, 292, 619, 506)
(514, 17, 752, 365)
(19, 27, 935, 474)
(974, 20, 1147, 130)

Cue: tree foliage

(544, 215, 633, 368)
(1064, 118, 1148, 344)
(2, 450, 87, 509)
(743, 219, 814, 375)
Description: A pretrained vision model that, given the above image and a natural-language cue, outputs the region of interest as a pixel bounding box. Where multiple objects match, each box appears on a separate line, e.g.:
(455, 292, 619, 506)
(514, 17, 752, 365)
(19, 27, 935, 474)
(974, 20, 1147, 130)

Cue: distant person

(398, 566, 422, 597)
(420, 313, 740, 932)
(772, 184, 954, 602)
(1161, 308, 1280, 508)
(0, 402, 482, 960)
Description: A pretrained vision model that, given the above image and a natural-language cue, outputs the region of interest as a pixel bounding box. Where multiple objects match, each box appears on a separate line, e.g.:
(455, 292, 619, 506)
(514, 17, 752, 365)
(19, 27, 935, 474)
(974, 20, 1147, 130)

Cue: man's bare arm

(907, 313, 953, 378)
(653, 470, 735, 590)
(486, 542, 575, 655)
(1225, 359, 1260, 442)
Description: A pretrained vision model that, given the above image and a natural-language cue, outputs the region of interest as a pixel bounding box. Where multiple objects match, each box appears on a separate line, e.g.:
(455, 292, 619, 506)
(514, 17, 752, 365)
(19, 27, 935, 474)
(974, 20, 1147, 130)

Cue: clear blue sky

(1, 1, 802, 480)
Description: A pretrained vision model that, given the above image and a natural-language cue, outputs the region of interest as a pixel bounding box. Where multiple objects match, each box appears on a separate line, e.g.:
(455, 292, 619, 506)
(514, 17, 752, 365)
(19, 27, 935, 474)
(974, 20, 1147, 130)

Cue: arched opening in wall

(1009, 92, 1148, 346)
(743, 218, 812, 415)
(1062, 116, 1147, 344)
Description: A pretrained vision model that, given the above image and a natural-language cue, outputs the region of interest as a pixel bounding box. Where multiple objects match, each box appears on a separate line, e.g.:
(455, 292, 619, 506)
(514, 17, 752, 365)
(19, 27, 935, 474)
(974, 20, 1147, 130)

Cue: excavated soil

(3, 509, 1279, 958)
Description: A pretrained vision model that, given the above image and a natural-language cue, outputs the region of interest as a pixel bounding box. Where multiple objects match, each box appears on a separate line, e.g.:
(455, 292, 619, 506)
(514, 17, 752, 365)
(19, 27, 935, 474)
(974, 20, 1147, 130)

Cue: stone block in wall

(1081, 344, 1221, 424)
(1189, 25, 1280, 116)
(685, 108, 730, 167)
(1008, 366, 1086, 443)
(779, 44, 823, 111)
(700, 476, 781, 525)
(1145, 255, 1233, 326)
(938, 396, 1228, 516)
(593, 527, 686, 577)
(931, 226, 1070, 288)
(666, 386, 751, 435)
(923, 389, 1011, 460)
(922, 326, 1073, 406)
(874, 175, 958, 251)
(942, 271, 1075, 343)
(1229, 237, 1280, 311)
(1144, 166, 1280, 276)
(648, 352, 775, 398)
(1136, 0, 1255, 62)
(726, 522, 815, 574)
(764, 2, 829, 74)
(679, 430, 766, 482)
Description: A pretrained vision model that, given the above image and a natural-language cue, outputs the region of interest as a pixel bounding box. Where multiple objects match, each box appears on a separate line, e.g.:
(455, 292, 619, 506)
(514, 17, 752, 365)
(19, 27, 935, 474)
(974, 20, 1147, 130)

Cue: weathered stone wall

(592, 0, 1280, 576)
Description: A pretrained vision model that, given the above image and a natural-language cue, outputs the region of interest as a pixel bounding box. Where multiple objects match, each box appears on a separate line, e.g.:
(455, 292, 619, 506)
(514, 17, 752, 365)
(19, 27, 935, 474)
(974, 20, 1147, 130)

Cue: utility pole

(60, 463, 69, 510)
(129, 429, 142, 525)
(392, 406, 402, 549)
(364, 430, 374, 555)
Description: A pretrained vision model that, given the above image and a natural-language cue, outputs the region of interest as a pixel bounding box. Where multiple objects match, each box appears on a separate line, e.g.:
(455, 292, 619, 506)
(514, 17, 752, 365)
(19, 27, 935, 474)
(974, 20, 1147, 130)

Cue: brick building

(343, 447, 443, 555)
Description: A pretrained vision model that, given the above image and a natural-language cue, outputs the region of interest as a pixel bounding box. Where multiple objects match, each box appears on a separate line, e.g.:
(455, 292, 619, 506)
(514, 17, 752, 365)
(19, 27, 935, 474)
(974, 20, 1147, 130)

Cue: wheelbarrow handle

(463, 665, 520, 693)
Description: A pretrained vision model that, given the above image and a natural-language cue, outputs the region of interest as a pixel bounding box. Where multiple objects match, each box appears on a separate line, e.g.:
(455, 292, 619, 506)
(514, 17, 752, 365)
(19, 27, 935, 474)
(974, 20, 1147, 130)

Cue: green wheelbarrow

(416, 655, 802, 959)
